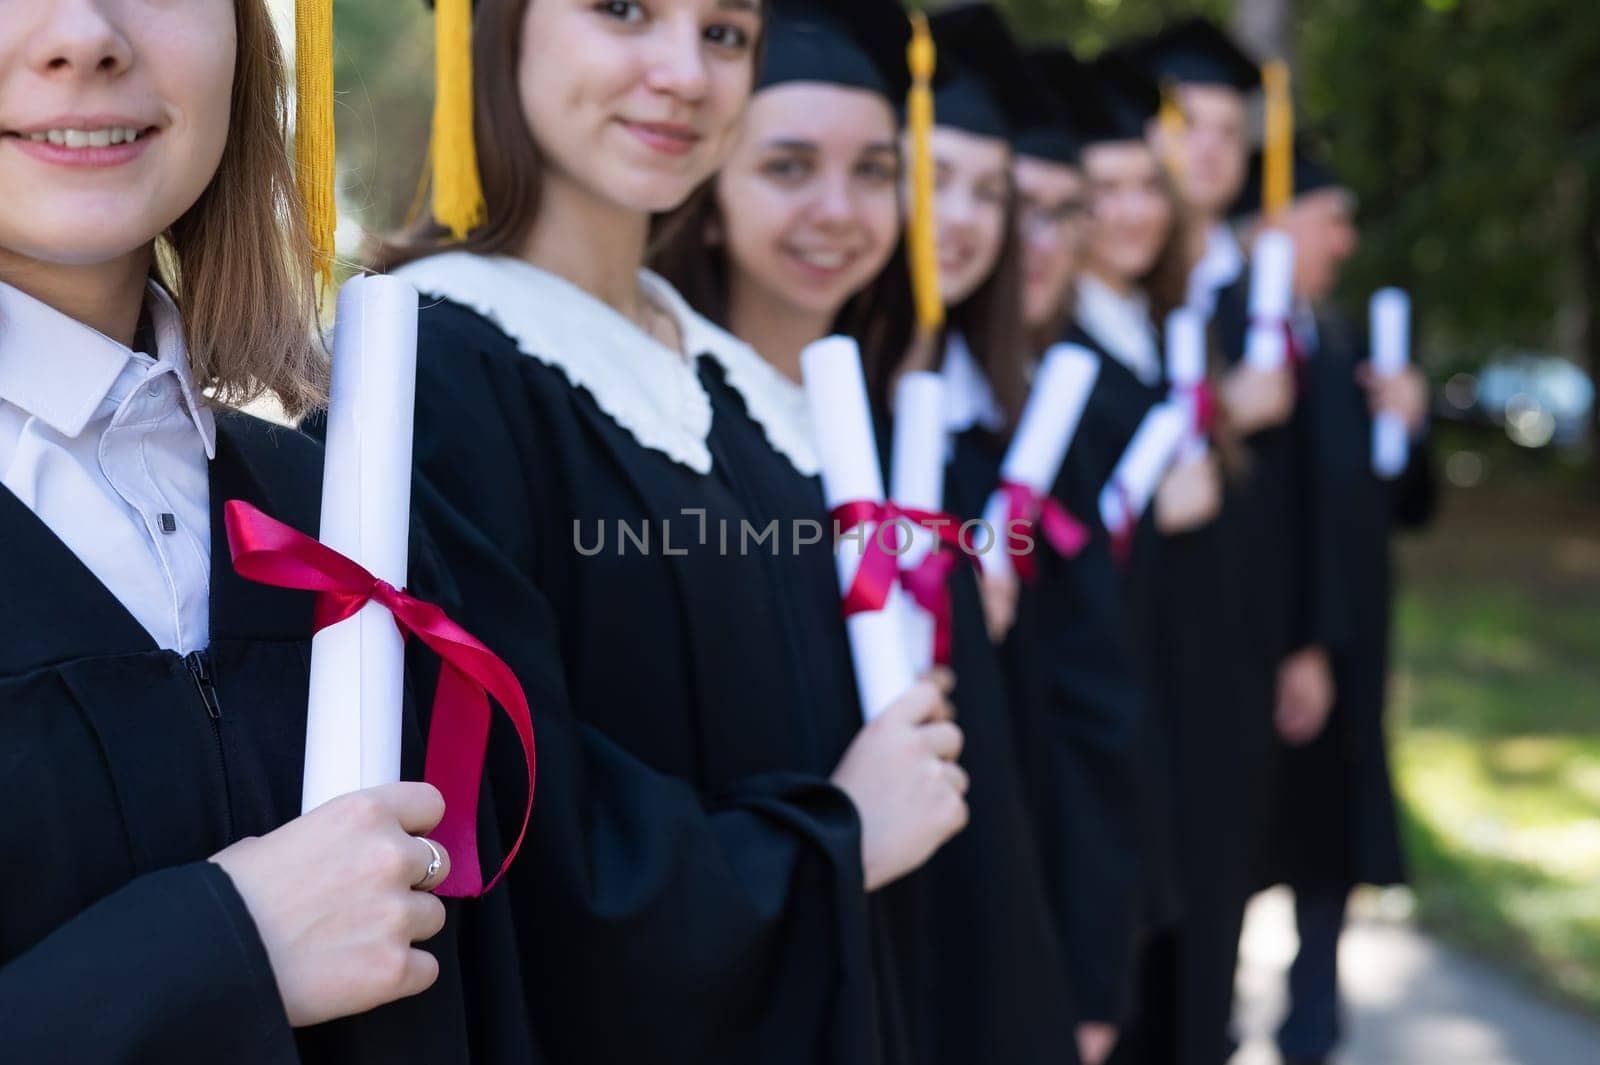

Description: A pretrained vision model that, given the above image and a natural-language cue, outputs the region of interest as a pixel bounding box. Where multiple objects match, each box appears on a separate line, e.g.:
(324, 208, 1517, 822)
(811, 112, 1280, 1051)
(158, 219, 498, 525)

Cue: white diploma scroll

(302, 275, 421, 813)
(979, 344, 1100, 577)
(890, 371, 948, 676)
(1098, 402, 1190, 539)
(802, 336, 918, 721)
(1370, 287, 1412, 480)
(1244, 230, 1296, 371)
(1165, 307, 1210, 461)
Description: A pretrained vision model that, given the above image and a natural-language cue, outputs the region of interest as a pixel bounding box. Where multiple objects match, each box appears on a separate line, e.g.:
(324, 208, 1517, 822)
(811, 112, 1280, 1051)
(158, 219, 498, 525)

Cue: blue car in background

(1440, 351, 1594, 451)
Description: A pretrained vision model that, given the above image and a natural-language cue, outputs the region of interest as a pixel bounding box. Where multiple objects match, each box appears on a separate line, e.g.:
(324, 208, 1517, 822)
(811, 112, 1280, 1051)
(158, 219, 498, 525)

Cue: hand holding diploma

(1165, 308, 1212, 461)
(225, 275, 536, 899)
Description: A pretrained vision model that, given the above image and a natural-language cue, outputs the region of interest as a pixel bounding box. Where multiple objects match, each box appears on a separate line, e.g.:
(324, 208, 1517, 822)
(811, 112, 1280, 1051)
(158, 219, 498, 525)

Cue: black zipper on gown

(184, 648, 234, 840)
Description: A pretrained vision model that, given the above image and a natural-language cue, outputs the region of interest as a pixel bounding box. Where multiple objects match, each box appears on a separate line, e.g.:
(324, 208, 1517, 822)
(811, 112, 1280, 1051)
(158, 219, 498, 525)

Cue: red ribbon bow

(997, 480, 1090, 584)
(830, 500, 971, 666)
(223, 500, 536, 898)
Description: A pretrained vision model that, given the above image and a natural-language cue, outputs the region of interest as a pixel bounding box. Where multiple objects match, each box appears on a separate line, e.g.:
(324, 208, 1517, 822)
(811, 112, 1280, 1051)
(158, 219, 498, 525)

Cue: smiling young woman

(0, 2, 540, 1061)
(371, 1, 969, 1062)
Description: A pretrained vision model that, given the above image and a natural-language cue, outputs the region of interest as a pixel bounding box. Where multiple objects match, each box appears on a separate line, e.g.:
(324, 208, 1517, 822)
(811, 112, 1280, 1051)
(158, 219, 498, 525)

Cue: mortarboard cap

(1123, 18, 1261, 93)
(1079, 51, 1163, 147)
(1229, 134, 1348, 219)
(1014, 47, 1106, 166)
(757, 0, 914, 101)
(927, 3, 1047, 142)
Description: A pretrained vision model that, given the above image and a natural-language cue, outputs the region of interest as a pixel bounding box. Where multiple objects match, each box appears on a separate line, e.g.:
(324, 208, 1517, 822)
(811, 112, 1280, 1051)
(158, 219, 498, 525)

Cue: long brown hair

(942, 178, 1028, 433)
(154, 0, 326, 418)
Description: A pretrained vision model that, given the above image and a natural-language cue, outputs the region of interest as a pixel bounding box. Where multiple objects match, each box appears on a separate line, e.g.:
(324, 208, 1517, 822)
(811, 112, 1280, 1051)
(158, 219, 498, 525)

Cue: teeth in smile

(26, 126, 145, 148)
(795, 250, 850, 270)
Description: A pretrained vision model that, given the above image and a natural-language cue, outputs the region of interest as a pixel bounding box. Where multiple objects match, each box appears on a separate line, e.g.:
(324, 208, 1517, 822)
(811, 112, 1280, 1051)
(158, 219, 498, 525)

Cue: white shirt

(1185, 222, 1245, 318)
(0, 280, 216, 653)
(1075, 273, 1163, 386)
(940, 332, 1006, 436)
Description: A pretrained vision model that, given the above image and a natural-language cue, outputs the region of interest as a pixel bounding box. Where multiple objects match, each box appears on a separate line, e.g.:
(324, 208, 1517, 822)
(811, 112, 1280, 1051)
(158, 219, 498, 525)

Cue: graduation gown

(1267, 310, 1435, 892)
(1012, 325, 1164, 1028)
(689, 322, 1081, 1065)
(395, 253, 892, 1065)
(0, 412, 536, 1065)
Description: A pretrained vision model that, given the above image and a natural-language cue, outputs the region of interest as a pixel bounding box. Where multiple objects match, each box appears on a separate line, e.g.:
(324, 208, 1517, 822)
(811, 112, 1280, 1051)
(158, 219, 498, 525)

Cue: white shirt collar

(1075, 273, 1162, 386)
(1186, 223, 1245, 316)
(941, 332, 1005, 434)
(395, 253, 717, 473)
(0, 279, 215, 456)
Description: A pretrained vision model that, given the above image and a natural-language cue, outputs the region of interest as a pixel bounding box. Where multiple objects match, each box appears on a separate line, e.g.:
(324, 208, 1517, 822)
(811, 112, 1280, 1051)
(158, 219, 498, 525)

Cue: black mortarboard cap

(757, 0, 913, 101)
(1229, 134, 1347, 219)
(1123, 18, 1261, 92)
(928, 3, 1048, 142)
(1079, 52, 1162, 146)
(1014, 47, 1106, 165)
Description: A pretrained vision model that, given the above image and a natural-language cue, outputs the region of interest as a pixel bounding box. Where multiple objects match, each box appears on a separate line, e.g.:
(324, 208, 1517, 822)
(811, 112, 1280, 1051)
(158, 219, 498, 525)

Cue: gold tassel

(295, 0, 337, 289)
(1262, 60, 1294, 219)
(1157, 80, 1187, 181)
(905, 12, 943, 337)
(432, 0, 486, 240)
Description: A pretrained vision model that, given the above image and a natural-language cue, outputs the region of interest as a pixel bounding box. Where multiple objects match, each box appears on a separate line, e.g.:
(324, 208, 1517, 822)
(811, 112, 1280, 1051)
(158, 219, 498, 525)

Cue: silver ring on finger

(412, 836, 445, 890)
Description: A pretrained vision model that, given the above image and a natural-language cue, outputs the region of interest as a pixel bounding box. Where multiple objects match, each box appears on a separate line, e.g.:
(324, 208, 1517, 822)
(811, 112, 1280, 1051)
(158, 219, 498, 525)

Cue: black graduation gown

(1212, 277, 1318, 872)
(0, 412, 536, 1065)
(1019, 327, 1165, 1029)
(1267, 310, 1435, 893)
(694, 355, 1082, 1065)
(1065, 320, 1258, 1065)
(408, 296, 890, 1065)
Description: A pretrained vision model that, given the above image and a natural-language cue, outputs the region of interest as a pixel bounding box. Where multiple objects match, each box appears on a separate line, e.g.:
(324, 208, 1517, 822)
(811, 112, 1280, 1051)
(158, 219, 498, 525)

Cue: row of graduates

(0, 1, 1433, 1064)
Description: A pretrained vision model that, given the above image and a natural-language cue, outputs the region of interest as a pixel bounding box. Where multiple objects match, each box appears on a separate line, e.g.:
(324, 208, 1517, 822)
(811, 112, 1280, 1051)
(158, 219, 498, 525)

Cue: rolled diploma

(1098, 402, 1190, 536)
(1166, 307, 1210, 461)
(802, 336, 918, 720)
(1244, 229, 1296, 371)
(1371, 287, 1411, 479)
(891, 372, 947, 676)
(979, 344, 1100, 577)
(302, 275, 421, 813)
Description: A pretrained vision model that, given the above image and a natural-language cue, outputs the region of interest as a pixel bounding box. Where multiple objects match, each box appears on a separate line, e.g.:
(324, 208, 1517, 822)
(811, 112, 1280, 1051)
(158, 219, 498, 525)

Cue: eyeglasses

(1019, 199, 1090, 235)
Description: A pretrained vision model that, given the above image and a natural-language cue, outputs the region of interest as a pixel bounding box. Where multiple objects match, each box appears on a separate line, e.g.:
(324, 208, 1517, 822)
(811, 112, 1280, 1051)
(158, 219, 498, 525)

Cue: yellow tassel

(1157, 81, 1187, 182)
(295, 0, 337, 289)
(432, 0, 486, 240)
(905, 13, 943, 337)
(1262, 60, 1294, 219)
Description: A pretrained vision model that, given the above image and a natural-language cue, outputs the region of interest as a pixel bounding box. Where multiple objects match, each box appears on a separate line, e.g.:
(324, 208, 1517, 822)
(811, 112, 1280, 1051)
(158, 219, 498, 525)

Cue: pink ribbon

(996, 480, 1090, 584)
(224, 500, 536, 898)
(831, 500, 971, 666)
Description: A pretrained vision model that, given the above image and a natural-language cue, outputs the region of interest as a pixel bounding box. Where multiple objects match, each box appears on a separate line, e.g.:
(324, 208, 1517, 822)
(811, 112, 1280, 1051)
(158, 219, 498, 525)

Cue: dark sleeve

(406, 308, 880, 1064)
(0, 862, 297, 1064)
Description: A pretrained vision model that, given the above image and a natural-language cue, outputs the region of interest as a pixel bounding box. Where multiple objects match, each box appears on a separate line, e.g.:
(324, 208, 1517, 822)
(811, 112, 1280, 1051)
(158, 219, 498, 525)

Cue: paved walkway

(1232, 888, 1600, 1065)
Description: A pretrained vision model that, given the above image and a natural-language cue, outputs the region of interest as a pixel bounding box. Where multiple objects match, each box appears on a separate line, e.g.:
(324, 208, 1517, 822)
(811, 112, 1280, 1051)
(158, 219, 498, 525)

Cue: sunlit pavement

(1231, 887, 1600, 1065)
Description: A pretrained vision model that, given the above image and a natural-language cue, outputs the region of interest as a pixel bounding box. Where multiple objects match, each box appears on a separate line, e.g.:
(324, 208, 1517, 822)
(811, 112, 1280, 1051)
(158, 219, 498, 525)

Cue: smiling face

(1013, 154, 1086, 331)
(1081, 140, 1174, 288)
(518, 0, 761, 215)
(0, 0, 235, 269)
(716, 82, 901, 322)
(926, 125, 1011, 306)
